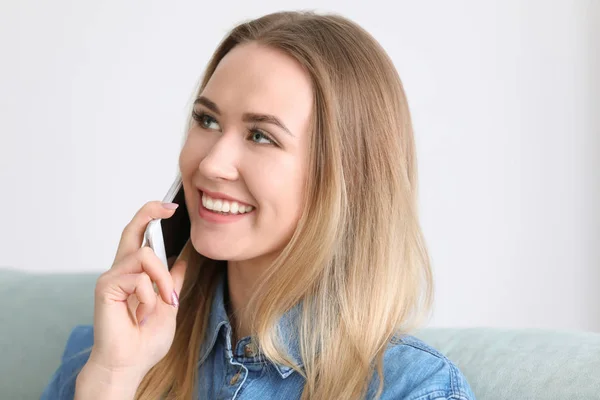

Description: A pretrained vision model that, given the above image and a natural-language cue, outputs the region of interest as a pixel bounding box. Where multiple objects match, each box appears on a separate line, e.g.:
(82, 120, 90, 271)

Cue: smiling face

(179, 42, 314, 264)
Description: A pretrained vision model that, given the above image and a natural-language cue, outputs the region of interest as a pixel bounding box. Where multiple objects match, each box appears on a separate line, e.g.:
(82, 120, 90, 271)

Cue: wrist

(75, 361, 143, 400)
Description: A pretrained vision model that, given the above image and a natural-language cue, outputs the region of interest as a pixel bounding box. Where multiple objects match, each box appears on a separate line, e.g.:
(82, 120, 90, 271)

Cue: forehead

(200, 42, 313, 134)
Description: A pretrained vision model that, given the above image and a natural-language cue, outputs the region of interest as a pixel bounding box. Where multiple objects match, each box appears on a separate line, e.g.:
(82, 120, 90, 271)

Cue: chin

(190, 230, 249, 261)
(190, 237, 228, 261)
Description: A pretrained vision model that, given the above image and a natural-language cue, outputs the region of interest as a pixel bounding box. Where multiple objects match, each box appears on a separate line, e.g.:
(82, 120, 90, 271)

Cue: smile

(198, 191, 255, 224)
(201, 192, 255, 214)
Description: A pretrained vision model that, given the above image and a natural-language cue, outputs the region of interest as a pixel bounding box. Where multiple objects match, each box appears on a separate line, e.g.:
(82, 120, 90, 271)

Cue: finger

(114, 201, 179, 263)
(102, 272, 157, 323)
(127, 293, 141, 325)
(126, 273, 158, 324)
(110, 247, 175, 307)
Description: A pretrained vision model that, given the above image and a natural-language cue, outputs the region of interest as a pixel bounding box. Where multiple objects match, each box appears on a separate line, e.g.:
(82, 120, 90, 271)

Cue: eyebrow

(193, 96, 294, 137)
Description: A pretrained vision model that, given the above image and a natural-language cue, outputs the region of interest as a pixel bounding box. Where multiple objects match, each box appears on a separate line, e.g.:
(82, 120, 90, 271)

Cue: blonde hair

(136, 10, 433, 400)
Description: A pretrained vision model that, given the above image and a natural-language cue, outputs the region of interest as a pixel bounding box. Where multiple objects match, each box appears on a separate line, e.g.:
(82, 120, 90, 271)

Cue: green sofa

(2, 268, 599, 399)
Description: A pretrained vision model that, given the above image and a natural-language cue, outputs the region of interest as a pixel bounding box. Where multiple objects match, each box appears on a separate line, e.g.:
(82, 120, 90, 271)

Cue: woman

(42, 10, 475, 400)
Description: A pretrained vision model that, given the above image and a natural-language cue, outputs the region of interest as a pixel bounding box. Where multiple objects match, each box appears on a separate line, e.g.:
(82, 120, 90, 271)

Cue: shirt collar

(197, 269, 304, 379)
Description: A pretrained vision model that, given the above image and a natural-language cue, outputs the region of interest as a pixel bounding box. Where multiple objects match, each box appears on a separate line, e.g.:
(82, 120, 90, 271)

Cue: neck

(225, 256, 271, 344)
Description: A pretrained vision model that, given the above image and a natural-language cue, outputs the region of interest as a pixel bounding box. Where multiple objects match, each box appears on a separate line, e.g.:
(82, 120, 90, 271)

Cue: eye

(192, 111, 220, 130)
(248, 128, 276, 146)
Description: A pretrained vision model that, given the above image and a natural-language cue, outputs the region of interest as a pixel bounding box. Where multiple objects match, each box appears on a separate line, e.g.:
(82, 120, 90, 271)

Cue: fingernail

(171, 290, 179, 308)
(162, 202, 179, 210)
(140, 317, 148, 326)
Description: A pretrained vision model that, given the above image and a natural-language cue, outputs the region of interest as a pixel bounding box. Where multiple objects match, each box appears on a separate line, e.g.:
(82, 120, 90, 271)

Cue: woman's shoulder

(40, 325, 93, 399)
(367, 334, 476, 400)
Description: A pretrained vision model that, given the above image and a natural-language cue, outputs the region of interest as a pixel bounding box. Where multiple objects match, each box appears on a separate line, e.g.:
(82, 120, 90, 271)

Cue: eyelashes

(191, 110, 277, 146)
(192, 110, 218, 129)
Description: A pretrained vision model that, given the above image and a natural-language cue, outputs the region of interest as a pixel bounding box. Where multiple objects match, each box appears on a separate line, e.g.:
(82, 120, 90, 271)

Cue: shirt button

(244, 342, 258, 357)
(230, 370, 241, 385)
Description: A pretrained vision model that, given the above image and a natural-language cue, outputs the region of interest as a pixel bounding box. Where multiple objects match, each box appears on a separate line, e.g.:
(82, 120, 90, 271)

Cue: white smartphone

(141, 173, 191, 270)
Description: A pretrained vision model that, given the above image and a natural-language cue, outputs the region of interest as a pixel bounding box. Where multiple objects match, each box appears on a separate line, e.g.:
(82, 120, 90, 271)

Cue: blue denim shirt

(41, 272, 475, 399)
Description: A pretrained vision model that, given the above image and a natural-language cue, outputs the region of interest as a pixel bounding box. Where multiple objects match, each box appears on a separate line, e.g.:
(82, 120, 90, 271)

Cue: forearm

(75, 362, 142, 400)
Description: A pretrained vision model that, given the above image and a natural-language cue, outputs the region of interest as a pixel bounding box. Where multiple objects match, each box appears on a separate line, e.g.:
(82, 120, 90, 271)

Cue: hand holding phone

(77, 201, 189, 397)
(142, 174, 191, 270)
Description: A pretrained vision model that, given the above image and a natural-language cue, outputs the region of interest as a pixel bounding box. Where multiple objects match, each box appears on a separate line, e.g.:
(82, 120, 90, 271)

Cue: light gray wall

(1, 0, 598, 332)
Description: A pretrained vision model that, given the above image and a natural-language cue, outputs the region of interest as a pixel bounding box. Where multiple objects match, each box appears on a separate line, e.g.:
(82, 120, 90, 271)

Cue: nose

(197, 132, 240, 182)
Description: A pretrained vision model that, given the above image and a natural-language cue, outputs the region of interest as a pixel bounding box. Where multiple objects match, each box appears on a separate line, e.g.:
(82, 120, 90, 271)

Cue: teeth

(214, 199, 223, 212)
(202, 192, 254, 214)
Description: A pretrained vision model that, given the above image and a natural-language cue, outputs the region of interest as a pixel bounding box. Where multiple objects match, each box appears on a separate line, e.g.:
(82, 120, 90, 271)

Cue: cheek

(251, 159, 306, 221)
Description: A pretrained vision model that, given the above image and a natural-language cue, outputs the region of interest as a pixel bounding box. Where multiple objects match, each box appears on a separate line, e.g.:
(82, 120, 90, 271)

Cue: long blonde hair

(136, 10, 433, 400)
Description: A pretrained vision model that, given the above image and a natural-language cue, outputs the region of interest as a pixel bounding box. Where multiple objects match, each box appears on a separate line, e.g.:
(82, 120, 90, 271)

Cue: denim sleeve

(40, 325, 94, 400)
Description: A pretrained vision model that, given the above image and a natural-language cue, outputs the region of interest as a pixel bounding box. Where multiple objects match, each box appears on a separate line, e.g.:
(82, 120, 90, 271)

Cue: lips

(197, 192, 253, 223)
(201, 192, 255, 214)
(197, 187, 253, 208)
